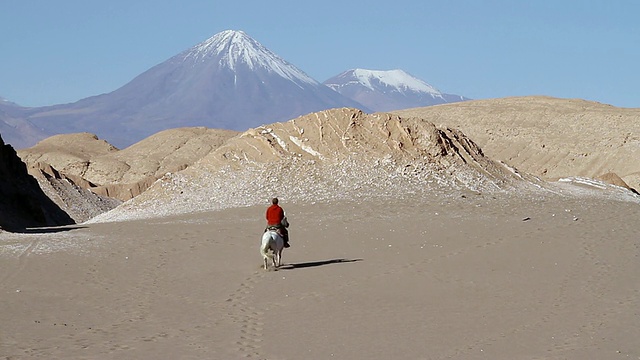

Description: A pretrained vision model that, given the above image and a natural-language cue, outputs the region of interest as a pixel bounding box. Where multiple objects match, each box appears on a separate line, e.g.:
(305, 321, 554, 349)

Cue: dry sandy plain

(1, 187, 639, 359)
(2, 99, 640, 359)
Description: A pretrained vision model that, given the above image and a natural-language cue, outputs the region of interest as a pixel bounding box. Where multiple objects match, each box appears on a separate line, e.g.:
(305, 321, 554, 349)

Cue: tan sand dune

(394, 96, 640, 190)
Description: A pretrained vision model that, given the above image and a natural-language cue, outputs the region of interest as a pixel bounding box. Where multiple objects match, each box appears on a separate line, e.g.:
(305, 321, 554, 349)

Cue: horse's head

(281, 216, 289, 228)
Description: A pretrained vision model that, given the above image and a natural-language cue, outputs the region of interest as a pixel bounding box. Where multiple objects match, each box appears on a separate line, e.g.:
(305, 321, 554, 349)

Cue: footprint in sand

(225, 272, 267, 358)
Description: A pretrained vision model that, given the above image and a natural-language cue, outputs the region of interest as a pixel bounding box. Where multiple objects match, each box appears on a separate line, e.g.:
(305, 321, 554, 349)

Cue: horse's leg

(271, 244, 276, 268)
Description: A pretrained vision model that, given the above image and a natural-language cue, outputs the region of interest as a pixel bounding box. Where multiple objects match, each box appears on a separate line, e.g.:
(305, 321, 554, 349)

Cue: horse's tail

(260, 232, 274, 260)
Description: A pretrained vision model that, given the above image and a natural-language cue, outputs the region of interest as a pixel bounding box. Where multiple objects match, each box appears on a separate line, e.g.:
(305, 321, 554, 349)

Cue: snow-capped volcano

(18, 30, 367, 149)
(324, 69, 469, 112)
(344, 69, 440, 94)
(182, 30, 316, 86)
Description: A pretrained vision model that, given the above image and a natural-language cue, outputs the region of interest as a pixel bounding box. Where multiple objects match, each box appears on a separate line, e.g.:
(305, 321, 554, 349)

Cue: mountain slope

(20, 30, 367, 149)
(324, 69, 468, 112)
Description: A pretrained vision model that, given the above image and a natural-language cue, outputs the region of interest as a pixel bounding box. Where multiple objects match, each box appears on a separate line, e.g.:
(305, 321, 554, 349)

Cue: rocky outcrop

(0, 133, 74, 231)
(28, 161, 122, 223)
(195, 108, 522, 185)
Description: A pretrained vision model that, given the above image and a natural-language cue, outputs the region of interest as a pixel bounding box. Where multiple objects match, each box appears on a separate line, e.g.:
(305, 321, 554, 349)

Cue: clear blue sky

(1, 0, 639, 108)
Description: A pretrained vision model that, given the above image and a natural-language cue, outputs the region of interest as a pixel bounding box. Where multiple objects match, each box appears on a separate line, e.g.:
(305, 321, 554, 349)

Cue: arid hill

(18, 128, 238, 199)
(92, 108, 539, 222)
(394, 96, 640, 191)
(17, 128, 238, 221)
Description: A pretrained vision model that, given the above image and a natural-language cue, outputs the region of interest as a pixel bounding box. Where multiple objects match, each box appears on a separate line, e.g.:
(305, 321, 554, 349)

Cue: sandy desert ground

(1, 185, 639, 359)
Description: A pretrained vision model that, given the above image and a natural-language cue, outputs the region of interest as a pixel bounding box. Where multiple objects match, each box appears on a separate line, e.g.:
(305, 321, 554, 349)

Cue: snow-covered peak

(182, 30, 316, 85)
(349, 69, 441, 95)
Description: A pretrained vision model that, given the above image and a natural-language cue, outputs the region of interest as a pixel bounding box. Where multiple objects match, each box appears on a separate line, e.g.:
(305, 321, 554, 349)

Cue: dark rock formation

(0, 133, 74, 231)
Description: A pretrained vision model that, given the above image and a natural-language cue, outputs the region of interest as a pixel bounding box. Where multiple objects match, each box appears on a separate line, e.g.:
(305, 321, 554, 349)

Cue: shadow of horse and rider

(278, 258, 362, 270)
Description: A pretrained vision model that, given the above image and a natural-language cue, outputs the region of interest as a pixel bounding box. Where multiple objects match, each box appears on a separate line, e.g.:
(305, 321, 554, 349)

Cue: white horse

(260, 229, 284, 270)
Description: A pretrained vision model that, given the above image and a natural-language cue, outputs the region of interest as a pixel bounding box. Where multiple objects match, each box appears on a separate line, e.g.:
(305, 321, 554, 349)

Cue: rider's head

(272, 197, 279, 205)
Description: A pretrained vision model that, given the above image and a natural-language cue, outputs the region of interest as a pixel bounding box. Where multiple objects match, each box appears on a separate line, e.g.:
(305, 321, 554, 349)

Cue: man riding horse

(265, 197, 290, 248)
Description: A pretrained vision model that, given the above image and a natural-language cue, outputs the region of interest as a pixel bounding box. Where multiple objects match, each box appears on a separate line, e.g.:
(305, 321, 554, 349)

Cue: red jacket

(266, 204, 284, 225)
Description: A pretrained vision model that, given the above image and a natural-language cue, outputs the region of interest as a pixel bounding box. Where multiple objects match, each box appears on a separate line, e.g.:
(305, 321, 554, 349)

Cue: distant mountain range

(0, 98, 48, 149)
(0, 30, 468, 149)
